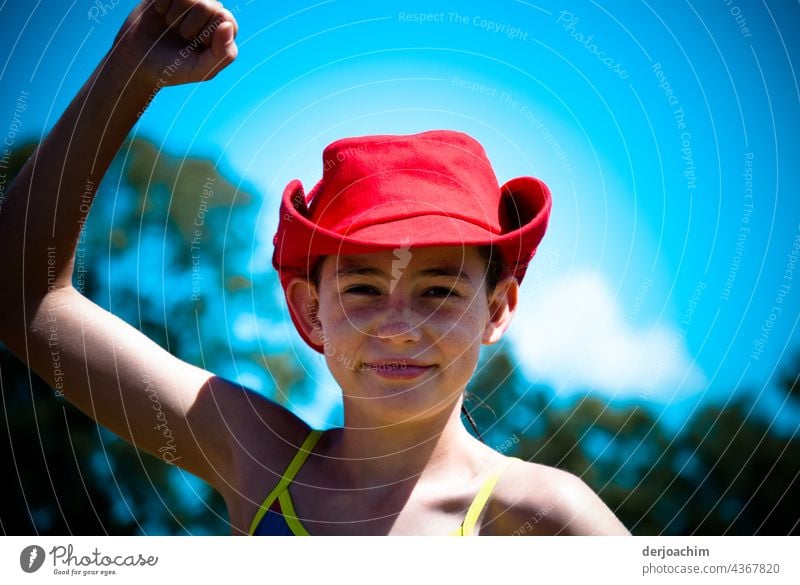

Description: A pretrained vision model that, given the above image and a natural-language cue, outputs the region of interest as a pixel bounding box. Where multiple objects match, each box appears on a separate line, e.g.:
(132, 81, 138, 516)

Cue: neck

(323, 399, 487, 490)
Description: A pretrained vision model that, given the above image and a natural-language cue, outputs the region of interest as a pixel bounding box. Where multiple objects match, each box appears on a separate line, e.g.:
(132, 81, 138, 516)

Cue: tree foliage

(467, 340, 800, 535)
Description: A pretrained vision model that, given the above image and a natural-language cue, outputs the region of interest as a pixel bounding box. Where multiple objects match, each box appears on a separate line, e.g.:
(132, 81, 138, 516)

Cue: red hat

(272, 130, 551, 353)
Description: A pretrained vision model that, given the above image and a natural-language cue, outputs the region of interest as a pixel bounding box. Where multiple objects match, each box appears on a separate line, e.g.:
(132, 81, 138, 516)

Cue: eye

(424, 287, 459, 298)
(343, 285, 380, 295)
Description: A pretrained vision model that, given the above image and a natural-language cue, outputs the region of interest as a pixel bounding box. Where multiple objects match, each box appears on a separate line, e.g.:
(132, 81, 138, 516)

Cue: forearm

(0, 50, 158, 306)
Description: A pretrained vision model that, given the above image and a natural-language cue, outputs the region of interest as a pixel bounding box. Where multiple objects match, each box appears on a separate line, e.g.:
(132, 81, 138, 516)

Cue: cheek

(434, 307, 486, 360)
(316, 301, 374, 356)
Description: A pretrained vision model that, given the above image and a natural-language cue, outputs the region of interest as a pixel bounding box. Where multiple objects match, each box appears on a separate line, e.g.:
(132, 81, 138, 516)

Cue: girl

(0, 0, 630, 536)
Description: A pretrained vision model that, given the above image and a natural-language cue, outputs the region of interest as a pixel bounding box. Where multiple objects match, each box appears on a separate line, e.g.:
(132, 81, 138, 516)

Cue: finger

(210, 20, 237, 63)
(195, 7, 236, 50)
(196, 20, 237, 79)
(178, 1, 221, 42)
(164, 0, 194, 28)
(217, 7, 238, 39)
(200, 6, 238, 44)
(153, 0, 172, 15)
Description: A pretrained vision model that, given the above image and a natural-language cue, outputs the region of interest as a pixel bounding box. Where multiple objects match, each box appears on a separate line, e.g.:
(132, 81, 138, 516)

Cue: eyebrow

(335, 265, 474, 286)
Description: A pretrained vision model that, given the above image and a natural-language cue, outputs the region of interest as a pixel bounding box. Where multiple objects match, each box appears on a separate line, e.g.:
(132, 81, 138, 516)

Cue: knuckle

(219, 9, 236, 29)
(164, 5, 183, 26)
(165, 0, 195, 25)
(177, 16, 193, 36)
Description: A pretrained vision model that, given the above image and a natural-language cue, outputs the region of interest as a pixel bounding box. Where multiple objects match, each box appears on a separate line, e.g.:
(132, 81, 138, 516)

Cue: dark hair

(476, 244, 509, 295)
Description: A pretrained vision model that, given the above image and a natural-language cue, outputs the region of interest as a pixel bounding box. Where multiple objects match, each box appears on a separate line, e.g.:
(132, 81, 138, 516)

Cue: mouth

(359, 361, 436, 379)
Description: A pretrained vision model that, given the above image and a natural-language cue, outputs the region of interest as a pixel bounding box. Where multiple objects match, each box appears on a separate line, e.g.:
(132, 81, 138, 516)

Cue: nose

(373, 305, 422, 344)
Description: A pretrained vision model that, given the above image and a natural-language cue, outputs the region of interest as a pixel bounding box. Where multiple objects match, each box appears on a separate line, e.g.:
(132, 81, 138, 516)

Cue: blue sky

(2, 0, 799, 434)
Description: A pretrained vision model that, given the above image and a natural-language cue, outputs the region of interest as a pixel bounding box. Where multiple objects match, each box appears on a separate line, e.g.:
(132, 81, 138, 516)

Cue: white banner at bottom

(1, 536, 797, 584)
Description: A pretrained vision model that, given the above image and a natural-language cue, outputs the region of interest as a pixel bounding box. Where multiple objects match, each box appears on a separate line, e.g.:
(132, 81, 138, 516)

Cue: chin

(344, 379, 463, 425)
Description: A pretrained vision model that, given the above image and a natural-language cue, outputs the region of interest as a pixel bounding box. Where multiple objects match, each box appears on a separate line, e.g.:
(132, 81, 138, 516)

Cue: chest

(288, 479, 475, 535)
(231, 464, 489, 536)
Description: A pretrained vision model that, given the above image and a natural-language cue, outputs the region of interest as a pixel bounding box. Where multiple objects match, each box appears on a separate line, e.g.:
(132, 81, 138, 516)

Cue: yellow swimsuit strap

(457, 457, 517, 536)
(248, 429, 324, 535)
(249, 431, 516, 536)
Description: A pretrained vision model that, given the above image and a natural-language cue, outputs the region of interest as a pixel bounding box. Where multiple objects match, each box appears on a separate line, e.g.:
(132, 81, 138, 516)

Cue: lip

(360, 361, 436, 380)
(366, 360, 433, 368)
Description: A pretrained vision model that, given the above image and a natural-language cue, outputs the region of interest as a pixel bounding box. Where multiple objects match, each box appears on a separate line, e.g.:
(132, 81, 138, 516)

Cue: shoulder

(209, 378, 313, 480)
(481, 457, 631, 536)
(212, 382, 312, 533)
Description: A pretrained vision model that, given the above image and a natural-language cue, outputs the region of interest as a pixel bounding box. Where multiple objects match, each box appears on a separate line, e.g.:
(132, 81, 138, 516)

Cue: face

(287, 245, 518, 426)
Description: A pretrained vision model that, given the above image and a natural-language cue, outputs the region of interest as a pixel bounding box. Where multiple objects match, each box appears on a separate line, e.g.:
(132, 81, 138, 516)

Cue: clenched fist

(112, 0, 238, 88)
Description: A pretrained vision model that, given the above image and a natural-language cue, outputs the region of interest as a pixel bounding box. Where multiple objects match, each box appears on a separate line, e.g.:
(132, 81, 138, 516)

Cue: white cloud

(507, 271, 707, 401)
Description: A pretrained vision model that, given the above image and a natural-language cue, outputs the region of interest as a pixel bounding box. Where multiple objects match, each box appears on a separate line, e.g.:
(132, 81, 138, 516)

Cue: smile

(360, 362, 435, 379)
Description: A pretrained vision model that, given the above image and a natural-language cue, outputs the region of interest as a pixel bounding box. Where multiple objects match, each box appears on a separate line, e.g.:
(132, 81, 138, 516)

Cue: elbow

(0, 285, 74, 345)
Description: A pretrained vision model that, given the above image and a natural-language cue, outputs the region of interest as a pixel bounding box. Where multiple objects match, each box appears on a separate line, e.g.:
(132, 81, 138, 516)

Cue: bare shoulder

(211, 381, 312, 533)
(481, 457, 631, 536)
(213, 379, 312, 460)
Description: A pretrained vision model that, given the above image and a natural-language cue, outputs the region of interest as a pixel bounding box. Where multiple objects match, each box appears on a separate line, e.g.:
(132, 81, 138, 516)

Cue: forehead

(325, 245, 483, 272)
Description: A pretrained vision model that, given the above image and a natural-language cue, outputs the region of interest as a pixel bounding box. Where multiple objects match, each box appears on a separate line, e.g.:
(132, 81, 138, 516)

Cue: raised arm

(0, 0, 308, 492)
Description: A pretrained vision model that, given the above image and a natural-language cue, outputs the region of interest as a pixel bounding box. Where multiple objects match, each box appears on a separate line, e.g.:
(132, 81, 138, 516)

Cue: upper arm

(484, 461, 631, 536)
(2, 287, 308, 491)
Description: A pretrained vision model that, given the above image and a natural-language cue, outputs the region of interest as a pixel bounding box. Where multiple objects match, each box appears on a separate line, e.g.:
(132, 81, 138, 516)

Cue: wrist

(99, 49, 161, 104)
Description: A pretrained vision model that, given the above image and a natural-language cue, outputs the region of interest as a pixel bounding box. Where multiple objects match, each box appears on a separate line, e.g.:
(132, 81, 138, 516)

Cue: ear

(482, 275, 518, 345)
(286, 276, 322, 345)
